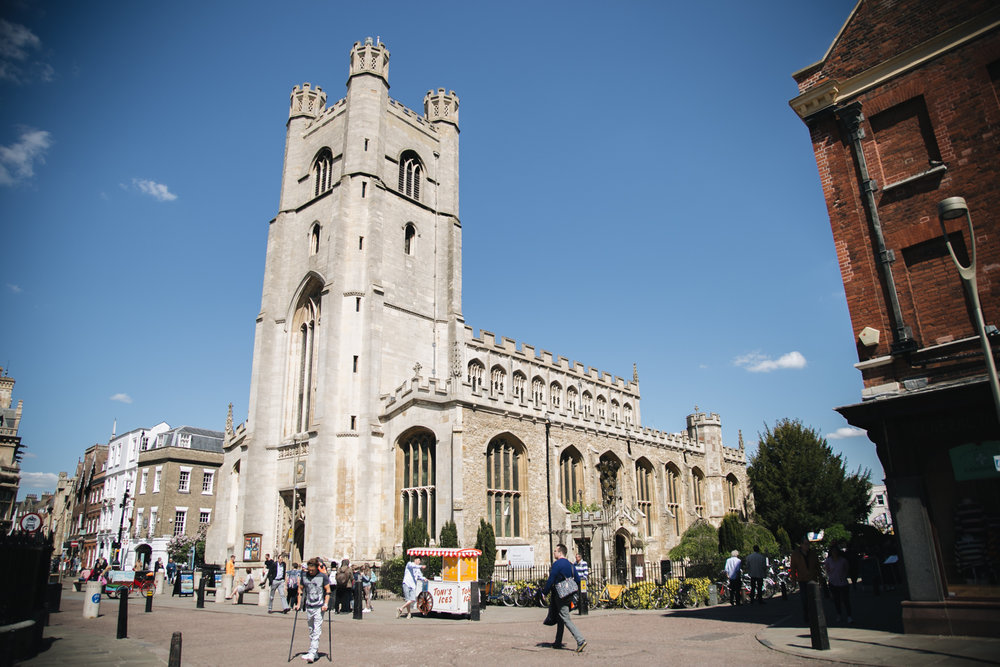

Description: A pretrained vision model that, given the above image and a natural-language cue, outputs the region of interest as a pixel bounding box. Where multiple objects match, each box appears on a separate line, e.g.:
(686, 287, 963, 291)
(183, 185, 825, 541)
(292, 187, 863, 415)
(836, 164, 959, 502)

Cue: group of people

(722, 537, 856, 624)
(224, 553, 377, 618)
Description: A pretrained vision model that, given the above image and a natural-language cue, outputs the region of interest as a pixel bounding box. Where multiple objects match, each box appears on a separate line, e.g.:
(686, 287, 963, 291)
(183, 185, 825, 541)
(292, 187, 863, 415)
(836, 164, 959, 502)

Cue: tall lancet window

(289, 280, 322, 435)
(398, 150, 422, 201)
(313, 148, 333, 198)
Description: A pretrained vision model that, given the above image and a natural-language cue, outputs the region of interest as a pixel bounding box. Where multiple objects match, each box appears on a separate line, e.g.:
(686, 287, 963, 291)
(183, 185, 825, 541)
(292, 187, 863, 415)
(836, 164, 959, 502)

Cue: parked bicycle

(482, 580, 517, 606)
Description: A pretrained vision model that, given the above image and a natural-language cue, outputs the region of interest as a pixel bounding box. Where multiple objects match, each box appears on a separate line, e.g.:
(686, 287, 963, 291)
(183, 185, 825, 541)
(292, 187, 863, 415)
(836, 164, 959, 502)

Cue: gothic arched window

(560, 446, 583, 508)
(404, 223, 416, 255)
(287, 279, 322, 435)
(582, 391, 593, 417)
(531, 377, 545, 405)
(566, 387, 578, 414)
(487, 436, 525, 538)
(490, 366, 506, 395)
(636, 459, 654, 537)
(549, 382, 562, 409)
(611, 399, 620, 423)
(624, 403, 634, 426)
(398, 150, 422, 200)
(512, 372, 526, 401)
(312, 148, 333, 197)
(692, 467, 705, 518)
(665, 463, 682, 535)
(467, 360, 485, 391)
(596, 396, 607, 421)
(397, 430, 436, 536)
(726, 474, 740, 515)
(310, 223, 320, 256)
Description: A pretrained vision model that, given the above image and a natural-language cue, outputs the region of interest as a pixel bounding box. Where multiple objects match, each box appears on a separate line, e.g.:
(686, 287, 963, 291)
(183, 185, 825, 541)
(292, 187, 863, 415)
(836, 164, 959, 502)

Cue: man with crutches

(293, 557, 331, 663)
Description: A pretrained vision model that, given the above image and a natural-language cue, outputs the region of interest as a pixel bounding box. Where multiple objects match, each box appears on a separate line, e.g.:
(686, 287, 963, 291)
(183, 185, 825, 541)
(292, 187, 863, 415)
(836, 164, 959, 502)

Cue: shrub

(669, 521, 723, 578)
(402, 520, 429, 556)
(475, 519, 496, 583)
(742, 523, 781, 558)
(439, 520, 458, 548)
(380, 556, 406, 596)
(718, 513, 745, 555)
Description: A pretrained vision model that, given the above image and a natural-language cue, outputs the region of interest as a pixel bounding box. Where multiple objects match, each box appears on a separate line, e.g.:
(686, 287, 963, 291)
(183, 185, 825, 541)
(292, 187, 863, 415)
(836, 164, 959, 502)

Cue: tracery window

(582, 391, 593, 417)
(611, 399, 620, 423)
(566, 387, 578, 413)
(624, 403, 633, 426)
(288, 280, 322, 434)
(692, 468, 705, 519)
(665, 464, 682, 535)
(560, 447, 583, 508)
(549, 382, 562, 409)
(487, 436, 525, 538)
(636, 459, 654, 537)
(398, 150, 422, 200)
(490, 366, 506, 395)
(467, 361, 485, 391)
(726, 474, 740, 515)
(398, 431, 436, 535)
(596, 396, 607, 421)
(512, 372, 526, 401)
(531, 377, 544, 405)
(313, 148, 333, 197)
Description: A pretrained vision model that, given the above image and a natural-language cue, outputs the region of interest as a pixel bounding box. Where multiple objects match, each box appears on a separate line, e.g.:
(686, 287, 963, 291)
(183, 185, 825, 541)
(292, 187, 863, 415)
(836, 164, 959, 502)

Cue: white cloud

(23, 451, 36, 458)
(0, 127, 52, 186)
(7, 283, 21, 293)
(110, 393, 133, 404)
(827, 426, 868, 440)
(132, 178, 177, 202)
(19, 471, 59, 489)
(734, 350, 807, 373)
(0, 19, 53, 84)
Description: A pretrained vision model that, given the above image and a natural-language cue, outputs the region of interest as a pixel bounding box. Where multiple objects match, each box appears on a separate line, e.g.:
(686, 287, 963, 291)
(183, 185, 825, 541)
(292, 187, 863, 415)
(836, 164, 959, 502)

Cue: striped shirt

(574, 558, 589, 580)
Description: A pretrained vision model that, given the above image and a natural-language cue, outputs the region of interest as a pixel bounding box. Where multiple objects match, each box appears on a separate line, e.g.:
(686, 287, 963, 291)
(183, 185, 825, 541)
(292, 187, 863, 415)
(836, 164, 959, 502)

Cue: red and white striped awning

(406, 548, 481, 558)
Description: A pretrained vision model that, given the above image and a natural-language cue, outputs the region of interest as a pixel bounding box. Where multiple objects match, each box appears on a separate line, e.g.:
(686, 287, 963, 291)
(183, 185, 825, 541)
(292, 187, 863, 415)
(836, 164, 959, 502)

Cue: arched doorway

(614, 533, 629, 584)
(135, 544, 152, 570)
(293, 522, 305, 564)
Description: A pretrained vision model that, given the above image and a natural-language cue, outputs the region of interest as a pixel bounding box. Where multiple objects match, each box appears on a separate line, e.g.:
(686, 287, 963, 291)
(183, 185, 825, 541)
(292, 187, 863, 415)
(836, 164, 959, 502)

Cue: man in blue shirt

(541, 544, 586, 652)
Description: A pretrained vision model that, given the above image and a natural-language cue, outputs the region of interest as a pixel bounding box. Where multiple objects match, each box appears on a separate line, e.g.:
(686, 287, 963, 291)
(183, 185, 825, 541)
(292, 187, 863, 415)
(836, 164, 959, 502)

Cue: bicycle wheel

(587, 589, 601, 609)
(140, 581, 155, 596)
(678, 588, 695, 609)
(515, 587, 533, 607)
(715, 582, 728, 603)
(502, 589, 515, 606)
(620, 586, 637, 610)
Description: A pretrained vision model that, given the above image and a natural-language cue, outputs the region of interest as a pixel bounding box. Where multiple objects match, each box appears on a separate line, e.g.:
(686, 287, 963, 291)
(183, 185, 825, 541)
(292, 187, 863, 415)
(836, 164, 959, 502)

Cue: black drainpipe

(836, 102, 916, 354)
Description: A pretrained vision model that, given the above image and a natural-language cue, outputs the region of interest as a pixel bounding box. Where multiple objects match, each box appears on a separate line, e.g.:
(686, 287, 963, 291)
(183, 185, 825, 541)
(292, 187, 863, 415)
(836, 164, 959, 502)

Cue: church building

(206, 39, 749, 580)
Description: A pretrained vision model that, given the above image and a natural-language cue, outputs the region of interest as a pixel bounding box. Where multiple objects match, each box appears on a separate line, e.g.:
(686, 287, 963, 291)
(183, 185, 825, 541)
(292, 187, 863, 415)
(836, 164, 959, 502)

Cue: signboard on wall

(949, 441, 1000, 481)
(243, 534, 262, 562)
(505, 545, 534, 566)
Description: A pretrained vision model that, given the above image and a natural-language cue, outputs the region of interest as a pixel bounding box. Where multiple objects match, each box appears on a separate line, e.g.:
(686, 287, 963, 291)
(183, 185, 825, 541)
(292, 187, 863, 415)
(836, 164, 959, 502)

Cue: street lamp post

(937, 197, 1000, 424)
(113, 486, 130, 568)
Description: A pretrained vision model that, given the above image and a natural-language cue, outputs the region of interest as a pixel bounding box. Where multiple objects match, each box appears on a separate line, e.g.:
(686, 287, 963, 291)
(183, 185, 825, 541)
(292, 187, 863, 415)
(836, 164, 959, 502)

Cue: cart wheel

(416, 591, 433, 615)
(105, 588, 118, 599)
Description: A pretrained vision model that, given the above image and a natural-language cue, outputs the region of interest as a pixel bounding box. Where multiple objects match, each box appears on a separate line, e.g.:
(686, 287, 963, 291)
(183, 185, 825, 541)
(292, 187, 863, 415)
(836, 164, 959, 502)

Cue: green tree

(475, 519, 496, 583)
(166, 527, 207, 567)
(742, 523, 780, 558)
(439, 520, 459, 548)
(380, 556, 406, 596)
(748, 419, 872, 544)
(775, 526, 792, 555)
(718, 513, 745, 554)
(669, 521, 723, 578)
(402, 519, 429, 556)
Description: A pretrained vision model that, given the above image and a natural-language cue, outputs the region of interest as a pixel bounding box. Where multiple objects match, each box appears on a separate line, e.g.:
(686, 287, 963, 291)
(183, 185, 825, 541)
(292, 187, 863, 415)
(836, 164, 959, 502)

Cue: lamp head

(938, 196, 968, 221)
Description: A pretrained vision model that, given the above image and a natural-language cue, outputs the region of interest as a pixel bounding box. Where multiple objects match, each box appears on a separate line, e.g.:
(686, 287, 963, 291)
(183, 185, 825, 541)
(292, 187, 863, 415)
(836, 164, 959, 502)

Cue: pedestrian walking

(335, 558, 353, 613)
(269, 554, 291, 613)
(824, 545, 853, 623)
(745, 545, 768, 604)
(287, 562, 301, 609)
(724, 550, 742, 606)
(790, 536, 821, 623)
(295, 557, 331, 664)
(360, 563, 373, 612)
(541, 544, 586, 652)
(397, 556, 426, 618)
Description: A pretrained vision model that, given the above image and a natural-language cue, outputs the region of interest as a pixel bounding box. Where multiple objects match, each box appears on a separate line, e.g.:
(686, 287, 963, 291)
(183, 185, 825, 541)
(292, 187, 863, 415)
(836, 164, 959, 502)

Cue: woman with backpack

(286, 562, 300, 608)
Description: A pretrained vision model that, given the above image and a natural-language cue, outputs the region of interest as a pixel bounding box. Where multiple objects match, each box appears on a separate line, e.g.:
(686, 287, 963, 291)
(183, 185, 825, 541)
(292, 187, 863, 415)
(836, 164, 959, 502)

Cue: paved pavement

(16, 584, 1000, 666)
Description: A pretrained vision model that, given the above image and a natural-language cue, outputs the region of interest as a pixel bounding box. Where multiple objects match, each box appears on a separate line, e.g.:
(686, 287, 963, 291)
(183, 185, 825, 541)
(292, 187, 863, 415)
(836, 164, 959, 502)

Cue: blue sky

(1, 0, 880, 500)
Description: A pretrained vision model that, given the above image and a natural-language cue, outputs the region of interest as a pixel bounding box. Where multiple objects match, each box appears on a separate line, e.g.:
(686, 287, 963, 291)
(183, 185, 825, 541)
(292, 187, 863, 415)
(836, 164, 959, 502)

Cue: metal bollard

(470, 581, 480, 621)
(708, 584, 718, 606)
(117, 588, 129, 639)
(806, 581, 830, 651)
(145, 587, 153, 613)
(353, 582, 364, 619)
(196, 575, 206, 608)
(168, 631, 182, 667)
(579, 580, 588, 615)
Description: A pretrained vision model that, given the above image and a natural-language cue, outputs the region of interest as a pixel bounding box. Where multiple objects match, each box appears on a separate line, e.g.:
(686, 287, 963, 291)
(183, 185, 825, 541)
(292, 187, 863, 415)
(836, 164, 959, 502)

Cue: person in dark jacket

(541, 544, 586, 652)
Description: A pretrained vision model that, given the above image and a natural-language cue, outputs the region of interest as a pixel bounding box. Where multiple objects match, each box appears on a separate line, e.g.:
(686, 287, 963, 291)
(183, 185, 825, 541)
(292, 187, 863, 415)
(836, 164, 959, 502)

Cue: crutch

(287, 606, 299, 662)
(326, 606, 333, 661)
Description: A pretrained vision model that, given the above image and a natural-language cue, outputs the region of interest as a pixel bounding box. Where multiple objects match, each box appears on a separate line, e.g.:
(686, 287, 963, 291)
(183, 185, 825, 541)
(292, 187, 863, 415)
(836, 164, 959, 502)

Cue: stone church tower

(208, 39, 749, 577)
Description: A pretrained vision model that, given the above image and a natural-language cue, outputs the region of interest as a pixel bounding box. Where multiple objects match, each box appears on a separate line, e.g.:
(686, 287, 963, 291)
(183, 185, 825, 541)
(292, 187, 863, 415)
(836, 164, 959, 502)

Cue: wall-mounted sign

(19, 513, 42, 533)
(949, 441, 1000, 481)
(243, 534, 262, 562)
(505, 545, 534, 566)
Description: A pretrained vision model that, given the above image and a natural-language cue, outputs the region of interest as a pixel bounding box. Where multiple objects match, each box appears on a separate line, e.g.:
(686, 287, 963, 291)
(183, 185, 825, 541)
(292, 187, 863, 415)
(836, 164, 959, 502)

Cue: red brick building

(790, 1, 1000, 636)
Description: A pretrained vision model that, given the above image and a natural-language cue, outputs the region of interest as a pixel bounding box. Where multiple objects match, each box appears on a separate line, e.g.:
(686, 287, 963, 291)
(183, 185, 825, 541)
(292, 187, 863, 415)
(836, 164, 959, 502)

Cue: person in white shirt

(397, 556, 426, 619)
(724, 550, 743, 606)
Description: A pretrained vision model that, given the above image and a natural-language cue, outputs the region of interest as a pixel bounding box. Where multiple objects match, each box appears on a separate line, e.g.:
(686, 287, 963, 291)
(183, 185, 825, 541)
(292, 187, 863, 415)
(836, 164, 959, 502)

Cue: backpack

(287, 570, 299, 589)
(336, 568, 351, 587)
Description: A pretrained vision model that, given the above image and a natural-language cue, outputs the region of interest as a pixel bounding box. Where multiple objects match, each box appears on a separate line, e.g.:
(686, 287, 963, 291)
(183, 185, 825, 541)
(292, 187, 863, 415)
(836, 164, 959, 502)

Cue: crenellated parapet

(423, 88, 459, 126)
(289, 83, 327, 120)
(349, 37, 389, 81)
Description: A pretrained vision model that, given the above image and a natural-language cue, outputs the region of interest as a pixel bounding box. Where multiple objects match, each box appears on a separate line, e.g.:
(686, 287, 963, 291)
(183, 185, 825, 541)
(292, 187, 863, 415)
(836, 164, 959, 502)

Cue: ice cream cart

(406, 547, 481, 617)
